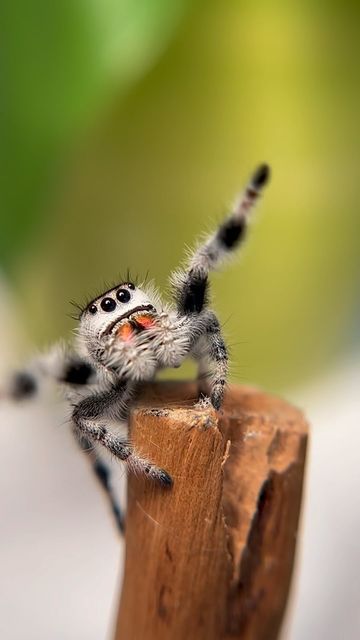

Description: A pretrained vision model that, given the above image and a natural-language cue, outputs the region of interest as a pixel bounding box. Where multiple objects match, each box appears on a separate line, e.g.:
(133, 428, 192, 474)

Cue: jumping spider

(3, 164, 270, 532)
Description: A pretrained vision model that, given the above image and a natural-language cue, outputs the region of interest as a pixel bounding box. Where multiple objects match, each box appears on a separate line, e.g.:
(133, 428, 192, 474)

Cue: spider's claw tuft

(156, 468, 173, 488)
(210, 394, 223, 411)
(252, 163, 271, 189)
(195, 394, 213, 410)
(144, 463, 173, 487)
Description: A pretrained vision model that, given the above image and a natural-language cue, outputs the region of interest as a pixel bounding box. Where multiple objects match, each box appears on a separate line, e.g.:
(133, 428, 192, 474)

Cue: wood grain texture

(114, 382, 308, 640)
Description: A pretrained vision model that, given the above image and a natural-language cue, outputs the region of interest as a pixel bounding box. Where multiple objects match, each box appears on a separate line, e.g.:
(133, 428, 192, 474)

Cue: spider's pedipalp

(102, 334, 158, 381)
(145, 311, 194, 369)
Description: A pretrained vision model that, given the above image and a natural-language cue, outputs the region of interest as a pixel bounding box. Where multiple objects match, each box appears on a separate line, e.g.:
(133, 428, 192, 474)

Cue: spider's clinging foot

(146, 466, 173, 488)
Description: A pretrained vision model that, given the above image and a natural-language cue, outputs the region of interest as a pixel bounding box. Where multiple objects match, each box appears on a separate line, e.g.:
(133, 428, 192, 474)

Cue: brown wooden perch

(113, 382, 308, 640)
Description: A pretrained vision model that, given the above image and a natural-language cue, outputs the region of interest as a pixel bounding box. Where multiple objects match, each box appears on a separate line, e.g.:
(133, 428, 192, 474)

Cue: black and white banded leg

(74, 433, 125, 534)
(2, 351, 132, 532)
(4, 348, 97, 401)
(71, 388, 173, 488)
(172, 164, 270, 317)
(192, 312, 228, 410)
(171, 166, 269, 409)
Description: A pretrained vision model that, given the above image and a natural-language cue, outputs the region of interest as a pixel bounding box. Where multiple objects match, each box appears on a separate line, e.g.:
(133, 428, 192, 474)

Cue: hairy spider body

(3, 164, 270, 533)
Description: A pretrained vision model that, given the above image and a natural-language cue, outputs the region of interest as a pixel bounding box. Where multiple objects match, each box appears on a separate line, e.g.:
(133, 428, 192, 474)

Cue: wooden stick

(114, 382, 308, 640)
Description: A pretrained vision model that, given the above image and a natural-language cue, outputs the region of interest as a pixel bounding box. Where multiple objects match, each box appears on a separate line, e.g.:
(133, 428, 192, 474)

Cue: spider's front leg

(190, 311, 228, 410)
(71, 382, 173, 488)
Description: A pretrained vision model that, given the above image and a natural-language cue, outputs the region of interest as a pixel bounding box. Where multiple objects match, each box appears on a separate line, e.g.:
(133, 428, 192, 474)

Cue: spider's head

(78, 282, 158, 345)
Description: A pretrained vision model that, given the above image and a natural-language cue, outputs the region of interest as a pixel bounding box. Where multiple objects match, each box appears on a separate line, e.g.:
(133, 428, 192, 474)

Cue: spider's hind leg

(74, 432, 125, 534)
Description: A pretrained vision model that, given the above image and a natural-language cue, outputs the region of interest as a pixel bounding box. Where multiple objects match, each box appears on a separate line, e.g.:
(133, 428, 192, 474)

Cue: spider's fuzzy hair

(136, 279, 164, 311)
(73, 279, 165, 364)
(103, 335, 158, 381)
(66, 379, 136, 423)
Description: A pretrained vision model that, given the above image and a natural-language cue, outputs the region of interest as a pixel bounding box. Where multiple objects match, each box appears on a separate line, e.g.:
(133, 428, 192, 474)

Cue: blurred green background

(1, 0, 359, 392)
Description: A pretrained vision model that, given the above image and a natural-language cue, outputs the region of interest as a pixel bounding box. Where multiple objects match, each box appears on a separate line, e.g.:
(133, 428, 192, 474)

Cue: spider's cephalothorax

(3, 164, 270, 533)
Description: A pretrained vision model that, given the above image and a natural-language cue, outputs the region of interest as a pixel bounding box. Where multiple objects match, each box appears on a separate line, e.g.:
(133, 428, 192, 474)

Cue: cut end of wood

(114, 383, 308, 640)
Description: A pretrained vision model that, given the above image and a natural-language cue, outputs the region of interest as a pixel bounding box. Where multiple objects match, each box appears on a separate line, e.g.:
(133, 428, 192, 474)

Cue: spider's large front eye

(117, 289, 131, 303)
(101, 297, 116, 312)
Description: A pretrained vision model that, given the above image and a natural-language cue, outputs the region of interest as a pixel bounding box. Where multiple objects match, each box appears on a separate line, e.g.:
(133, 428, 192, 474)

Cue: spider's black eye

(89, 304, 97, 315)
(101, 297, 116, 312)
(127, 282, 135, 290)
(117, 288, 131, 303)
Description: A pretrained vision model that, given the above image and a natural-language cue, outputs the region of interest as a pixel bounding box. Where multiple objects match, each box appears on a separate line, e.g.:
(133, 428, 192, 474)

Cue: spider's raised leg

(172, 164, 270, 316)
(74, 432, 125, 534)
(170, 164, 269, 408)
(71, 382, 172, 488)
